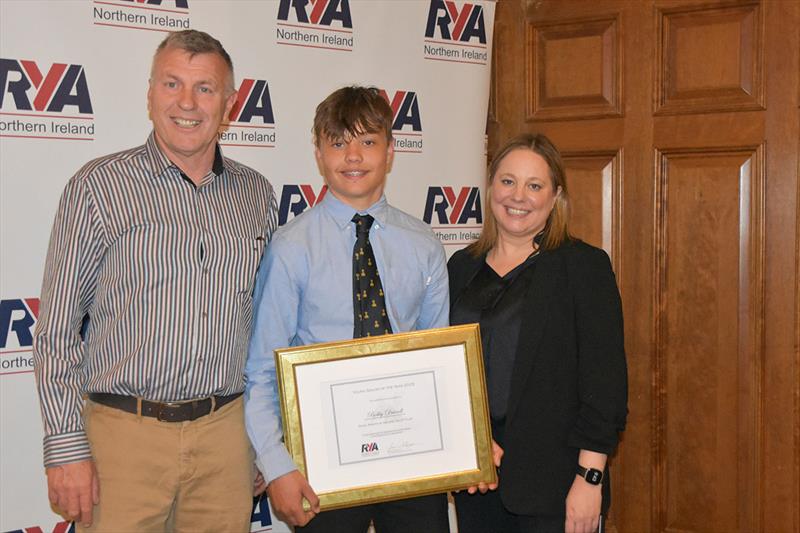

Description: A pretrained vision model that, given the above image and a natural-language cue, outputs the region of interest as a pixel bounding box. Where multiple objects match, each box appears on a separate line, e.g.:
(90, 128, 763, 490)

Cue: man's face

(314, 130, 394, 211)
(148, 46, 236, 170)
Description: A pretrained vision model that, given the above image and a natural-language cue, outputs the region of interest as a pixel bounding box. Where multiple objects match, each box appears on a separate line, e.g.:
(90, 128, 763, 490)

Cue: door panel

(655, 2, 764, 114)
(562, 152, 621, 267)
(654, 147, 764, 533)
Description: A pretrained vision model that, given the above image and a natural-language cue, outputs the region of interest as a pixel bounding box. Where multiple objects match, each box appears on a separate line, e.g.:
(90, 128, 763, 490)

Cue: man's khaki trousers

(80, 396, 254, 532)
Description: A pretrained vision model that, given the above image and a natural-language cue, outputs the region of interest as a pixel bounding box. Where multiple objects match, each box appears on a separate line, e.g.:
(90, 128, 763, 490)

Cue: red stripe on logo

(299, 184, 317, 206)
(451, 3, 473, 42)
(20, 60, 43, 89)
(309, 0, 327, 25)
(445, 1, 459, 25)
(389, 91, 405, 120)
(24, 298, 40, 319)
(53, 522, 74, 533)
(448, 187, 471, 224)
(378, 89, 406, 122)
(442, 186, 457, 208)
(299, 184, 328, 206)
(228, 78, 255, 122)
(33, 63, 67, 112)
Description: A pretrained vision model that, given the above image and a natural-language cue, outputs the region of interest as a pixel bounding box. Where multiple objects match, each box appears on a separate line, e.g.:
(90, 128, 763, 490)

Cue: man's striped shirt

(33, 132, 278, 467)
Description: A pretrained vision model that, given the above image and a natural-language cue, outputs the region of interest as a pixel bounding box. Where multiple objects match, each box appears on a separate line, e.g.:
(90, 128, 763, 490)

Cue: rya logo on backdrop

(92, 0, 190, 33)
(278, 0, 352, 28)
(378, 89, 423, 154)
(423, 1, 489, 65)
(424, 186, 482, 225)
(278, 184, 328, 226)
(0, 60, 93, 114)
(229, 80, 275, 125)
(251, 493, 273, 531)
(0, 298, 39, 376)
(5, 520, 75, 533)
(0, 298, 38, 351)
(425, 0, 486, 43)
(276, 0, 354, 52)
(423, 187, 482, 246)
(0, 59, 95, 140)
(218, 79, 276, 148)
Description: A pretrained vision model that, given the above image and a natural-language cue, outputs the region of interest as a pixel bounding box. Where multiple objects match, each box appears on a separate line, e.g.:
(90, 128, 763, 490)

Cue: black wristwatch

(576, 465, 603, 485)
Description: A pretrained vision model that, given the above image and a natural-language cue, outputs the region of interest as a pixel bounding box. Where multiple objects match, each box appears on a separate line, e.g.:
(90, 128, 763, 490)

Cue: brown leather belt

(88, 392, 243, 422)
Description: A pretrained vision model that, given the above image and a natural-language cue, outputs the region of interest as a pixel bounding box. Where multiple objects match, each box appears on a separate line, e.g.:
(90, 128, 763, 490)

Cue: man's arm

(33, 176, 106, 526)
(244, 235, 319, 526)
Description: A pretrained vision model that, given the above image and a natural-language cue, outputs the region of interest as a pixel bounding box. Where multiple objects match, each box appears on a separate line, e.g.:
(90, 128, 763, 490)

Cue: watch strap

(577, 464, 604, 485)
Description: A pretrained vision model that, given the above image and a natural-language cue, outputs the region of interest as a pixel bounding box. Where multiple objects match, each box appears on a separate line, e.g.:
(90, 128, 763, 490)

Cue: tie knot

(352, 214, 374, 237)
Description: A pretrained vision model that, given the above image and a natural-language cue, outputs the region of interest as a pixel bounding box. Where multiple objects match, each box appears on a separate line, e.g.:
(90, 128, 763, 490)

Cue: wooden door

(490, 1, 799, 531)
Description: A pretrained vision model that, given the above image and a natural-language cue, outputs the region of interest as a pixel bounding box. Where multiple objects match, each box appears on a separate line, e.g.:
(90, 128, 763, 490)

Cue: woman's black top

(449, 252, 539, 421)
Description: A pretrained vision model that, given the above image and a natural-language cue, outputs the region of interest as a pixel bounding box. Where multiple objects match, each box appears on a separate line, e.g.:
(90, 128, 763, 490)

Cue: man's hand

(253, 469, 267, 496)
(46, 460, 100, 527)
(564, 475, 601, 533)
(460, 439, 503, 495)
(266, 470, 320, 527)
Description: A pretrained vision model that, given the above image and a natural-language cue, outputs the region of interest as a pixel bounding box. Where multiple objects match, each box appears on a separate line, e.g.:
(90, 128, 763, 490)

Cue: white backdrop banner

(0, 1, 493, 531)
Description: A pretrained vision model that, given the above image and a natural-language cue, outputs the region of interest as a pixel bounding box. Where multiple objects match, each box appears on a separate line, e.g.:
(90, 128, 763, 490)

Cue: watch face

(587, 469, 603, 484)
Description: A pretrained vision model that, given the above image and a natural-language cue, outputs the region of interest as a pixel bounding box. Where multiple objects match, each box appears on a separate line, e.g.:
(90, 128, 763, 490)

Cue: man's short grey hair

(151, 29, 235, 93)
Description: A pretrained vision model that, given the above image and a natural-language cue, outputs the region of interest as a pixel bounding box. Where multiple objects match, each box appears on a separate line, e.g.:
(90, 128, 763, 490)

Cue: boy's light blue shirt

(244, 192, 449, 482)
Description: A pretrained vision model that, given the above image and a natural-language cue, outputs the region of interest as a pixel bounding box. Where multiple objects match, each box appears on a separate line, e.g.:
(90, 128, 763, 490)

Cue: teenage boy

(244, 86, 449, 532)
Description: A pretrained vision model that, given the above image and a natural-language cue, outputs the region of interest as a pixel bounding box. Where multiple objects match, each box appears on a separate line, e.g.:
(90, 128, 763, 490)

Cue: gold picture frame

(275, 323, 496, 511)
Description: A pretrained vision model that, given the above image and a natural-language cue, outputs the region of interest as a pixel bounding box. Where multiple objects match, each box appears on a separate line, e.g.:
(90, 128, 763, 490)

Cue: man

(32, 30, 277, 532)
(244, 86, 450, 532)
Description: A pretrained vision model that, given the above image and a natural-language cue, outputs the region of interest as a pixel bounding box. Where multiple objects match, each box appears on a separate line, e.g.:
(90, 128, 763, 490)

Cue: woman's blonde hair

(466, 133, 572, 257)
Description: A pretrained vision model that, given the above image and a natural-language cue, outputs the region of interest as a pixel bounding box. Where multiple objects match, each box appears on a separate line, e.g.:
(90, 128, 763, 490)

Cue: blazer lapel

(503, 250, 561, 428)
(450, 251, 486, 307)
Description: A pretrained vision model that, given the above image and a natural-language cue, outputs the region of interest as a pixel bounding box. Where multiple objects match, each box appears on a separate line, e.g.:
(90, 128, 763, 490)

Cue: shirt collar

(144, 131, 173, 178)
(321, 192, 390, 231)
(211, 144, 225, 176)
(144, 131, 230, 181)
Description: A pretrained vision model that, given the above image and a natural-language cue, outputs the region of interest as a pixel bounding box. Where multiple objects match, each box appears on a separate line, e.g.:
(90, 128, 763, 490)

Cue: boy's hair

(313, 86, 393, 145)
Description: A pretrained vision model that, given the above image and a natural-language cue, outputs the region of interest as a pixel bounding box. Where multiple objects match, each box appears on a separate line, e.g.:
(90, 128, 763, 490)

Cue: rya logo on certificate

(360, 442, 380, 456)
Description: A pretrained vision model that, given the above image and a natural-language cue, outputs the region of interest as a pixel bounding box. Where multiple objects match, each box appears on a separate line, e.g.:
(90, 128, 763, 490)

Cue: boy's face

(314, 130, 394, 211)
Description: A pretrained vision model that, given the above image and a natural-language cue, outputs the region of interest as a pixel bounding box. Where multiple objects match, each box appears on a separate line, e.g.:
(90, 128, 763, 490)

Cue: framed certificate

(274, 324, 496, 511)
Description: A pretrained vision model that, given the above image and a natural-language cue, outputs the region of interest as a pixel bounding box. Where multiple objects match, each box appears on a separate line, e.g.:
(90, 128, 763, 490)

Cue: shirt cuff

(43, 431, 92, 468)
(256, 442, 298, 485)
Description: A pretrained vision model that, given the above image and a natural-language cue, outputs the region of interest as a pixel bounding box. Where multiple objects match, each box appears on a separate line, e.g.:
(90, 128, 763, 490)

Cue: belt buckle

(156, 401, 183, 422)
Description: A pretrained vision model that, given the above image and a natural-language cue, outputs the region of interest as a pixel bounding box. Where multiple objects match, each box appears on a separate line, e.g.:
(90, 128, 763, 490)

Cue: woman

(449, 134, 628, 533)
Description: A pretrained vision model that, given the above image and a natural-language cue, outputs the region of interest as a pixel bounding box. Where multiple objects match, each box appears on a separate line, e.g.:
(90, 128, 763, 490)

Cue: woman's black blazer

(448, 239, 628, 516)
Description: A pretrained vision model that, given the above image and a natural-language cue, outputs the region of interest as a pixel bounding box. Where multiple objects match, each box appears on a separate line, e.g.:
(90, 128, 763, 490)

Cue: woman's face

(489, 148, 560, 243)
